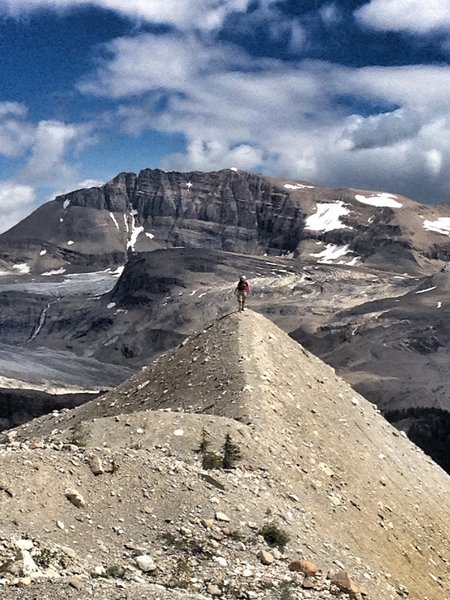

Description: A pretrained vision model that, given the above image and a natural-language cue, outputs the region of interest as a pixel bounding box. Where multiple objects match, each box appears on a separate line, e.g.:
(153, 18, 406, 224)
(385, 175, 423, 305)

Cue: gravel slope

(1, 311, 449, 599)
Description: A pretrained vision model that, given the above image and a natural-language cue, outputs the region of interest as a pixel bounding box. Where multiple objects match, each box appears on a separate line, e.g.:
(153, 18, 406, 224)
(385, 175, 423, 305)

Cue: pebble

(135, 554, 157, 572)
(288, 559, 319, 576)
(257, 549, 275, 565)
(215, 511, 231, 522)
(65, 489, 86, 508)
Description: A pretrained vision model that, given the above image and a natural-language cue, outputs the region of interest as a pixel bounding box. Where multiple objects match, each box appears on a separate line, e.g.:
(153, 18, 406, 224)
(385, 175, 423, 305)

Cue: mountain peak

(10, 309, 450, 599)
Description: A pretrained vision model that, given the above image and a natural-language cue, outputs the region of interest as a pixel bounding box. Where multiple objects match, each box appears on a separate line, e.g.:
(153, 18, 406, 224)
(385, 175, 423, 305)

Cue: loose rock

(288, 559, 319, 576)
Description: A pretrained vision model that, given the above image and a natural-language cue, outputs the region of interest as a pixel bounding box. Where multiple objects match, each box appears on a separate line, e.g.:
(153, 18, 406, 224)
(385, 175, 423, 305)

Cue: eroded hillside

(1, 311, 449, 599)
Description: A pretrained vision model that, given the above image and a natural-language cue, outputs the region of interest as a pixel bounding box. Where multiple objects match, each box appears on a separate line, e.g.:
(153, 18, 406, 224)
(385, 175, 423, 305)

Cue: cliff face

(2, 168, 450, 275)
(58, 169, 307, 255)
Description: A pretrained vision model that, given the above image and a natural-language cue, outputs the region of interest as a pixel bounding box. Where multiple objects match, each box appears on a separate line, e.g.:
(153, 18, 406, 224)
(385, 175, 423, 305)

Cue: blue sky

(1, 0, 450, 232)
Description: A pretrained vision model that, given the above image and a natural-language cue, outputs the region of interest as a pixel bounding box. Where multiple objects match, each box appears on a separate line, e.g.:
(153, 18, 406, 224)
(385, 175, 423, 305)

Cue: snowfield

(0, 269, 123, 297)
(355, 193, 402, 208)
(311, 243, 352, 263)
(305, 201, 350, 232)
(423, 217, 450, 236)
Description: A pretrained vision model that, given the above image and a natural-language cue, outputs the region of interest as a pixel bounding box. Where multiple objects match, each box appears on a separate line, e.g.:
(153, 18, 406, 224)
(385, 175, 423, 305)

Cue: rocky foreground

(0, 311, 449, 599)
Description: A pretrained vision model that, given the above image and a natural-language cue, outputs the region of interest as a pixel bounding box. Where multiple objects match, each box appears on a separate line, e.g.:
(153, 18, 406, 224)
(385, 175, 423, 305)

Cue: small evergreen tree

(198, 428, 222, 470)
(222, 433, 242, 469)
(198, 427, 211, 454)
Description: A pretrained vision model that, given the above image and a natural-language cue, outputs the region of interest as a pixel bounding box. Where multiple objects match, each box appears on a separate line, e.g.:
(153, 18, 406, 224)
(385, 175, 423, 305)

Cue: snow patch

(107, 302, 116, 309)
(39, 249, 47, 256)
(437, 301, 442, 309)
(305, 201, 351, 232)
(123, 214, 129, 233)
(12, 263, 31, 274)
(109, 212, 120, 230)
(42, 268, 66, 276)
(230, 167, 238, 172)
(415, 286, 437, 294)
(108, 266, 124, 277)
(63, 199, 70, 210)
(59, 218, 64, 223)
(145, 232, 155, 239)
(423, 217, 450, 236)
(67, 240, 74, 246)
(126, 207, 144, 251)
(127, 225, 144, 251)
(284, 183, 314, 190)
(355, 193, 402, 208)
(310, 244, 351, 263)
(29, 302, 50, 341)
(346, 256, 360, 266)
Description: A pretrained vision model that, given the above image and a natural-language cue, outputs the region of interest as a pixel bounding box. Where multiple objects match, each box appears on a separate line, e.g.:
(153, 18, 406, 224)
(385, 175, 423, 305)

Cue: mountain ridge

(2, 168, 450, 277)
(2, 310, 450, 599)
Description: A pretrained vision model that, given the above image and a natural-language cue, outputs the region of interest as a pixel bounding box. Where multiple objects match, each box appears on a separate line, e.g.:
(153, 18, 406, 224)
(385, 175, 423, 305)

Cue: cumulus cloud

(342, 109, 423, 150)
(0, 181, 35, 233)
(162, 139, 264, 172)
(425, 149, 442, 175)
(0, 102, 34, 157)
(2, 0, 252, 31)
(79, 30, 450, 202)
(78, 34, 249, 98)
(19, 120, 87, 186)
(3, 2, 450, 211)
(355, 0, 450, 34)
(0, 107, 94, 231)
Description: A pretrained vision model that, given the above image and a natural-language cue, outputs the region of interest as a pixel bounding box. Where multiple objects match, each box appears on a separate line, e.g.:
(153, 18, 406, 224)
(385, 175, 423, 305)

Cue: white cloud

(0, 102, 34, 157)
(77, 178, 104, 189)
(79, 31, 450, 202)
(425, 149, 443, 175)
(162, 139, 264, 172)
(78, 34, 245, 98)
(20, 120, 82, 185)
(319, 3, 342, 26)
(0, 101, 93, 190)
(227, 4, 306, 54)
(2, 0, 449, 210)
(0, 107, 95, 230)
(342, 109, 423, 150)
(0, 181, 35, 233)
(355, 0, 450, 34)
(2, 0, 252, 31)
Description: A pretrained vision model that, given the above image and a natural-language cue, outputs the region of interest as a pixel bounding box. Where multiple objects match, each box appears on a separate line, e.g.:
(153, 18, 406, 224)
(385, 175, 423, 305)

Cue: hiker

(235, 275, 250, 312)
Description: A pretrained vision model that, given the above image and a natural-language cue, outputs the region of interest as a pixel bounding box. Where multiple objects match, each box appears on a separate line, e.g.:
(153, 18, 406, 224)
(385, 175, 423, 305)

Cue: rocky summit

(1, 311, 449, 599)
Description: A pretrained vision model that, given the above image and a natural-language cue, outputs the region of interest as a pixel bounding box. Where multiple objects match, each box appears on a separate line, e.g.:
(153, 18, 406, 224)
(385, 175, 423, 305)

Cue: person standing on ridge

(235, 275, 250, 312)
